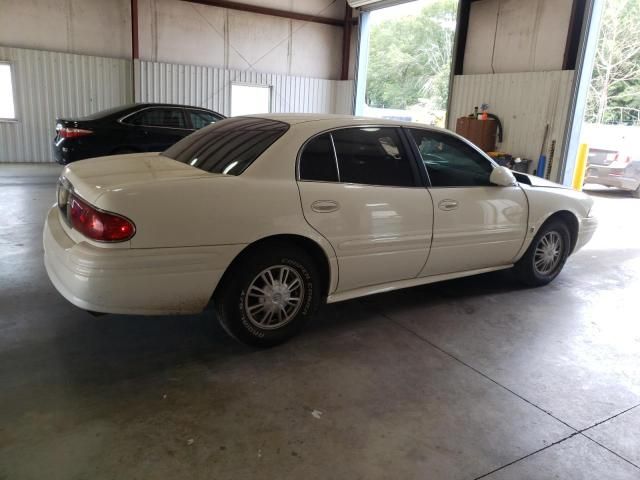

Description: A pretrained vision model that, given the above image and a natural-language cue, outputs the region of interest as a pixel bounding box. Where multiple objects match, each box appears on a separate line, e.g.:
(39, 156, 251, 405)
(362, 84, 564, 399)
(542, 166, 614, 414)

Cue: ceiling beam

(180, 0, 345, 27)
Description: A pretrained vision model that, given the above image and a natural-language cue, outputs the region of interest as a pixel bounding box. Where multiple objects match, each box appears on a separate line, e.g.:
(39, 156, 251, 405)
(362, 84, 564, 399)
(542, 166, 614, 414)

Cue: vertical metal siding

(449, 70, 575, 180)
(136, 60, 354, 117)
(0, 46, 132, 163)
(334, 80, 355, 115)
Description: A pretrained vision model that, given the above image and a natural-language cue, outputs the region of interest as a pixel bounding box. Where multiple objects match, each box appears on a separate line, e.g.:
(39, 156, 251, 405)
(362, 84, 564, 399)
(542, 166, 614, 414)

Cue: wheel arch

(542, 210, 579, 254)
(212, 233, 335, 303)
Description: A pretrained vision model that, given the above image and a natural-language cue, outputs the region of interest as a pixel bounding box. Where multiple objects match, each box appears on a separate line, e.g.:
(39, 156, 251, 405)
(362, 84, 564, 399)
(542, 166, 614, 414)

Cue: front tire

(514, 219, 571, 286)
(213, 244, 321, 347)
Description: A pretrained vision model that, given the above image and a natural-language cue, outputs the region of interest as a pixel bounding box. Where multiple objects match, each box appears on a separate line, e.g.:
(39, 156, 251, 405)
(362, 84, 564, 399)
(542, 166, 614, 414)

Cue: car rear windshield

(162, 117, 289, 175)
(78, 104, 137, 120)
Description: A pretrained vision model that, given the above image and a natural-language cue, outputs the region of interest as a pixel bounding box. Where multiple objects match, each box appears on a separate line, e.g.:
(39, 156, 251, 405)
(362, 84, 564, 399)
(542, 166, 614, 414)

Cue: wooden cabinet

(455, 117, 497, 152)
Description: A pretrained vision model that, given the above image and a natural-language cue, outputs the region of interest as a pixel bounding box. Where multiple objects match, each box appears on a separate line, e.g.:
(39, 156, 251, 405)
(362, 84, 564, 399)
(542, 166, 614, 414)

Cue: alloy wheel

(244, 265, 305, 330)
(533, 231, 563, 275)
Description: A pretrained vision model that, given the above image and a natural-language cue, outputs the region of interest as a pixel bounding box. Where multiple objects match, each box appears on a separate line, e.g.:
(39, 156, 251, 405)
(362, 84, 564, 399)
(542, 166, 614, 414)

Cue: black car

(53, 103, 225, 164)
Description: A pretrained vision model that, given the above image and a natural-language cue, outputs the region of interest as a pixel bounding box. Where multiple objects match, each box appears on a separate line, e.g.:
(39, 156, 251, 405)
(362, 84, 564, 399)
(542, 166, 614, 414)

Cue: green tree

(586, 0, 640, 124)
(366, 0, 457, 111)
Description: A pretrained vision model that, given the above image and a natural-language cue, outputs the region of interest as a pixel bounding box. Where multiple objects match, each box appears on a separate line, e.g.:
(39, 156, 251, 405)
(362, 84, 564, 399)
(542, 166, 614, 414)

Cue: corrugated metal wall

(0, 46, 132, 163)
(449, 70, 575, 181)
(136, 60, 354, 116)
(0, 49, 355, 163)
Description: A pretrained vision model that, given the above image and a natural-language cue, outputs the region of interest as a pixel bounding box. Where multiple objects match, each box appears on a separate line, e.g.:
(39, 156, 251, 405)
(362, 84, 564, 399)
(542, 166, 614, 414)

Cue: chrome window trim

(118, 106, 192, 131)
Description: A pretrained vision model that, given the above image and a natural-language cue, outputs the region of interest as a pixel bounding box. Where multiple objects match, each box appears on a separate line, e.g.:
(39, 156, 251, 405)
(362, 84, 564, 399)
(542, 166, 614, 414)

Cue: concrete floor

(1, 165, 639, 479)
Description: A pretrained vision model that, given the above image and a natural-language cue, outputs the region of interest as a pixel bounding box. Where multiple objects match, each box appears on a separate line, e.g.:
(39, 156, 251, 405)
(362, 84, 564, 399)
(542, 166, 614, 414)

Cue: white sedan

(44, 115, 597, 346)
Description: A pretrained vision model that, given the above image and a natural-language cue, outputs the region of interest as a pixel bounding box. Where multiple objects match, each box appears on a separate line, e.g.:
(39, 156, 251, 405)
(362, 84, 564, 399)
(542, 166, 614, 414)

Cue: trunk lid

(62, 152, 214, 204)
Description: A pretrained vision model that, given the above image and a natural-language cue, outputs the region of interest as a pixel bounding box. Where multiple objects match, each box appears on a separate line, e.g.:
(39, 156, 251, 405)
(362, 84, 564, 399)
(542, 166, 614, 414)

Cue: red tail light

(58, 127, 93, 139)
(69, 194, 135, 242)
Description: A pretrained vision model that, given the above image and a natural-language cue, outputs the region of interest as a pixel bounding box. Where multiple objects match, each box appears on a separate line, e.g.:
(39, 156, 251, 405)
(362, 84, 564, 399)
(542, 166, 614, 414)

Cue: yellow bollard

(572, 143, 589, 191)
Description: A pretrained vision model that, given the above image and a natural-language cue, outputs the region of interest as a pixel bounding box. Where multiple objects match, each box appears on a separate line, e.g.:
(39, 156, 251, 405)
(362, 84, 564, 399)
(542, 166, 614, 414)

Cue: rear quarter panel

(90, 142, 339, 293)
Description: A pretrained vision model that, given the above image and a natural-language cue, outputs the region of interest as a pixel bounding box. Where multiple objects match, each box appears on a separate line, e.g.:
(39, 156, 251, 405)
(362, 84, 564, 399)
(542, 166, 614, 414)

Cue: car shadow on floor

(46, 270, 525, 387)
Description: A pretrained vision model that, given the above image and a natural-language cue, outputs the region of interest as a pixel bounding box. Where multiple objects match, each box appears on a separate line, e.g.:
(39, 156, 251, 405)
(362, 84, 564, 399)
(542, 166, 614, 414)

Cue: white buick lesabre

(44, 114, 597, 346)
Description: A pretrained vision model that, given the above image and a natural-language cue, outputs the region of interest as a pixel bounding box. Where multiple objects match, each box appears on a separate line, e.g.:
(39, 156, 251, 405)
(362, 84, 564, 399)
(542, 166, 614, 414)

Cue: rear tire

(514, 219, 571, 287)
(213, 244, 321, 347)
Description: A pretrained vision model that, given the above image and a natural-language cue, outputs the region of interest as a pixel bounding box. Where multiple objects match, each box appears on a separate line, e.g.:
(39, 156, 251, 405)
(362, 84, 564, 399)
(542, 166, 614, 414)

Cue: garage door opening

(579, 0, 640, 198)
(356, 0, 458, 126)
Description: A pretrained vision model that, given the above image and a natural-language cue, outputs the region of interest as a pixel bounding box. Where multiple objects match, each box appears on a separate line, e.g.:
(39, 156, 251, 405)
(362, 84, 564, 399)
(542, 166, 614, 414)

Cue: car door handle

(311, 200, 339, 213)
(438, 199, 458, 211)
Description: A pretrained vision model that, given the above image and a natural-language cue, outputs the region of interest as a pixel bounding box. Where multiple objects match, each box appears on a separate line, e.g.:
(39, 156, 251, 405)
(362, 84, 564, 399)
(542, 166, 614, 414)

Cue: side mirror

(490, 166, 516, 187)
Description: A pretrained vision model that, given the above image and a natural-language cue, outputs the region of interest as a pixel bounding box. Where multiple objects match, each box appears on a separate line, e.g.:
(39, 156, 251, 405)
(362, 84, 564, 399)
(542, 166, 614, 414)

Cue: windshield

(162, 117, 289, 175)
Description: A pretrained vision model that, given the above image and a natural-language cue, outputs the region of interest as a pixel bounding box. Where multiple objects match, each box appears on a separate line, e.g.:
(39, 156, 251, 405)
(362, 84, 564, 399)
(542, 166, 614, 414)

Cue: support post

(341, 6, 353, 81)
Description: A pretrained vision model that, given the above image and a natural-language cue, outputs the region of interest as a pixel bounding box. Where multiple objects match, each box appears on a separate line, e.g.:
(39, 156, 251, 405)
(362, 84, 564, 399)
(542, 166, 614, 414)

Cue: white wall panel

(464, 0, 573, 74)
(136, 60, 354, 116)
(448, 70, 575, 181)
(0, 0, 131, 59)
(0, 47, 132, 163)
(138, 0, 345, 79)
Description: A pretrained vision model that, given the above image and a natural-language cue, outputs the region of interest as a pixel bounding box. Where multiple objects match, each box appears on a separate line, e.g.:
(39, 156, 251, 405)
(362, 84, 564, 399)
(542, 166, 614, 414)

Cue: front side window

(332, 127, 416, 187)
(126, 108, 186, 129)
(410, 129, 493, 187)
(162, 117, 289, 175)
(299, 134, 338, 182)
(189, 110, 219, 129)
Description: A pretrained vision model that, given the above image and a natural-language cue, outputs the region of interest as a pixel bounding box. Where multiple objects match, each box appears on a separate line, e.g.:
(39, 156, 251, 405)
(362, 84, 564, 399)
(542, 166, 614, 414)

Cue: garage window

(231, 84, 271, 117)
(0, 63, 16, 120)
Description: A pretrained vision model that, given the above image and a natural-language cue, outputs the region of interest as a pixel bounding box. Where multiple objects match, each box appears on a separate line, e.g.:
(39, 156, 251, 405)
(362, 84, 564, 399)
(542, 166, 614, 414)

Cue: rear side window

(188, 110, 220, 129)
(162, 117, 289, 175)
(126, 108, 187, 129)
(299, 134, 338, 182)
(332, 127, 416, 187)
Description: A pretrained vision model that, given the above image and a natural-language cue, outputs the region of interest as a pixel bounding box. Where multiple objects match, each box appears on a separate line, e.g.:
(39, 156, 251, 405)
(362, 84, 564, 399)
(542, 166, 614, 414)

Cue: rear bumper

(574, 215, 598, 253)
(43, 207, 244, 315)
(584, 172, 639, 191)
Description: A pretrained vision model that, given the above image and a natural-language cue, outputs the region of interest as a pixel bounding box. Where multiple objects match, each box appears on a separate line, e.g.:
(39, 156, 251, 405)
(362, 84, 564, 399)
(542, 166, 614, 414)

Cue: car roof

(86, 103, 222, 120)
(241, 113, 449, 134)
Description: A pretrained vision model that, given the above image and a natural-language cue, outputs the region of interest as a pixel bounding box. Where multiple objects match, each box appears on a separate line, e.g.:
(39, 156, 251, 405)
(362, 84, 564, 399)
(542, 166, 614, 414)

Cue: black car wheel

(213, 244, 321, 347)
(514, 219, 571, 286)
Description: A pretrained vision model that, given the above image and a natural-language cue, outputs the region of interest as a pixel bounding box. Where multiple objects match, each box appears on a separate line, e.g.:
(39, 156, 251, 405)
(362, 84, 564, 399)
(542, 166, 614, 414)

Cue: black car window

(162, 117, 289, 176)
(126, 108, 187, 129)
(410, 129, 494, 187)
(189, 110, 219, 130)
(299, 134, 338, 182)
(331, 127, 416, 187)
